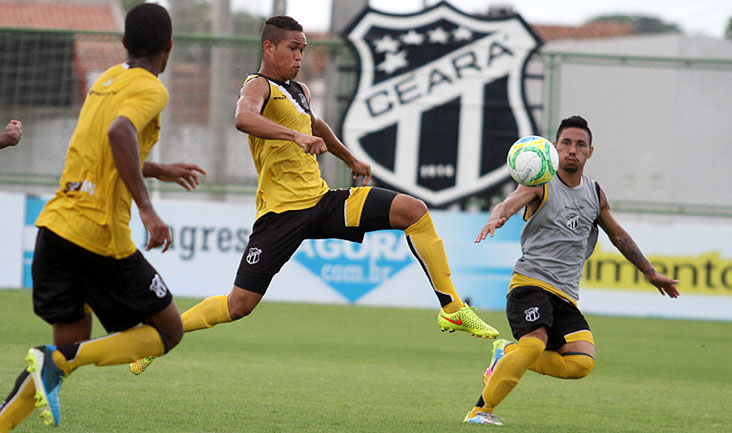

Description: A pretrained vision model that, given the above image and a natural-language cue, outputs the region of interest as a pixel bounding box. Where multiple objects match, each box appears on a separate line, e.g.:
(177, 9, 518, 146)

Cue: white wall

(541, 35, 732, 209)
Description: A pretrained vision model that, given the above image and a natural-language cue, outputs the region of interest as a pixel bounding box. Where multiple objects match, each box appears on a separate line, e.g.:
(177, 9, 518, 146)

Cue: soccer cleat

(463, 411, 504, 426)
(437, 304, 499, 339)
(483, 339, 511, 385)
(25, 345, 63, 427)
(129, 356, 156, 376)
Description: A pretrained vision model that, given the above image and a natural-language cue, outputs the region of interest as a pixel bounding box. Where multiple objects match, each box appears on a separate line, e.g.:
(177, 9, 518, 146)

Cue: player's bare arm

(143, 161, 207, 191)
(595, 185, 679, 298)
(108, 116, 172, 252)
(234, 77, 326, 154)
(475, 185, 542, 242)
(303, 83, 372, 185)
(0, 120, 22, 149)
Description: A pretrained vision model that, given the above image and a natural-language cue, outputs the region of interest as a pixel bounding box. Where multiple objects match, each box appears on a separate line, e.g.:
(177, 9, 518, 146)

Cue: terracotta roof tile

(533, 22, 635, 42)
(0, 4, 117, 31)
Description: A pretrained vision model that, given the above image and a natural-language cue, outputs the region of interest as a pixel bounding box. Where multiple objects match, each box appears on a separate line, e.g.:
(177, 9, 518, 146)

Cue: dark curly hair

(124, 3, 172, 57)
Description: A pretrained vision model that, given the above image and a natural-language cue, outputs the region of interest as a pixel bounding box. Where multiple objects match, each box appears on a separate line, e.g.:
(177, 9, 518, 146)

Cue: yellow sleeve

(116, 81, 168, 132)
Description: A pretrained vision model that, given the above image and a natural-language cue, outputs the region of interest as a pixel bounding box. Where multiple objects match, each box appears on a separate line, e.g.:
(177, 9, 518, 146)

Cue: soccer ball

(506, 135, 559, 186)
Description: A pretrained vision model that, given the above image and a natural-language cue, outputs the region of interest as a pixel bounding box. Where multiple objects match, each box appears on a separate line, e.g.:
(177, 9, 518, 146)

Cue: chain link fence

(1, 28, 731, 216)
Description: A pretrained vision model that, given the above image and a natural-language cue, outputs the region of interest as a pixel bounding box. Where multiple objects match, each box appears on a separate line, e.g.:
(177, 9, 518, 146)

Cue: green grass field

(0, 289, 730, 433)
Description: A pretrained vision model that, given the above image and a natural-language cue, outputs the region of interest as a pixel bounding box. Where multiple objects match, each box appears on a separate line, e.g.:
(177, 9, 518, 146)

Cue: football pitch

(1, 289, 730, 433)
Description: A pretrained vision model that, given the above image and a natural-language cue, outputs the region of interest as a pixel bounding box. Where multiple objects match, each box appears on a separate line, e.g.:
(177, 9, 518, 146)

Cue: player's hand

(139, 206, 172, 252)
(475, 218, 507, 243)
(348, 159, 371, 185)
(294, 132, 327, 154)
(155, 162, 207, 191)
(4, 120, 22, 146)
(646, 271, 679, 298)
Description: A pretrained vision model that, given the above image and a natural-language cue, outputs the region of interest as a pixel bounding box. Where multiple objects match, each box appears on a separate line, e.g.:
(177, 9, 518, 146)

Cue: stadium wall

(3, 192, 731, 322)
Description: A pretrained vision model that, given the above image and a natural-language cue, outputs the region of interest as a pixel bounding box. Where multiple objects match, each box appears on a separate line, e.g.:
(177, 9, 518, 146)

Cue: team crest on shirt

(566, 214, 579, 230)
(297, 92, 310, 111)
(341, 3, 542, 206)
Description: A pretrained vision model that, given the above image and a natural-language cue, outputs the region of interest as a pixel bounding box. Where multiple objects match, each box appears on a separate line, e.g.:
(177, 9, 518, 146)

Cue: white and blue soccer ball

(506, 135, 559, 187)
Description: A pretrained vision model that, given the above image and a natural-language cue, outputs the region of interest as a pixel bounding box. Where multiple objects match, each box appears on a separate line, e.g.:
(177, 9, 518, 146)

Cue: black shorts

(32, 227, 173, 333)
(506, 285, 591, 351)
(235, 187, 397, 294)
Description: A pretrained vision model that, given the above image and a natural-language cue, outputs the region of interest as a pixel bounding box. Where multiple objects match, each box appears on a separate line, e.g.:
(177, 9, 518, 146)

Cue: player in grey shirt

(464, 115, 679, 426)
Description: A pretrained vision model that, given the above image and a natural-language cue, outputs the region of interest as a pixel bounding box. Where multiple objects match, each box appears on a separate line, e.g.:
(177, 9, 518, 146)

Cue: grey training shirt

(513, 175, 601, 302)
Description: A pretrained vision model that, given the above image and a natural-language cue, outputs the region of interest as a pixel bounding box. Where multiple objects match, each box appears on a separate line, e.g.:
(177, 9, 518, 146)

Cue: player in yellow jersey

(128, 15, 498, 377)
(0, 120, 22, 149)
(0, 4, 205, 432)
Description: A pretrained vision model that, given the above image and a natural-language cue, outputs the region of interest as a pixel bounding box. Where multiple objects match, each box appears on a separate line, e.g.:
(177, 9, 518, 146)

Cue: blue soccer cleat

(25, 345, 64, 427)
(483, 339, 511, 385)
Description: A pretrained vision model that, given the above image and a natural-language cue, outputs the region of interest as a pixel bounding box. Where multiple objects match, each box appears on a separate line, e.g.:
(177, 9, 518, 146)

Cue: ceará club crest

(341, 3, 542, 207)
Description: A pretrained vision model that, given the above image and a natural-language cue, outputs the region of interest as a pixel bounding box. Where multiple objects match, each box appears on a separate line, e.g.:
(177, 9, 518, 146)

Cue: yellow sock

(0, 370, 35, 433)
(404, 213, 463, 313)
(529, 351, 595, 379)
(52, 325, 165, 375)
(504, 341, 594, 378)
(471, 337, 545, 416)
(181, 295, 232, 332)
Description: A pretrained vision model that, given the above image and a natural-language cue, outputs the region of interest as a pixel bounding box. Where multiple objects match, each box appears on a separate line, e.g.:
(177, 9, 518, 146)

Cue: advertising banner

(14, 194, 732, 321)
(0, 192, 24, 287)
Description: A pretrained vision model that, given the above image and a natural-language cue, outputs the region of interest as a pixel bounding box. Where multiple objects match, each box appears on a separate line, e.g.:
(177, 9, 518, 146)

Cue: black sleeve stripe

(260, 76, 271, 114)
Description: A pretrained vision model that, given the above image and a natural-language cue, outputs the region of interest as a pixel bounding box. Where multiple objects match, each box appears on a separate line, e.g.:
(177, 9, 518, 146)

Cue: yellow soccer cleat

(438, 304, 499, 339)
(129, 357, 155, 376)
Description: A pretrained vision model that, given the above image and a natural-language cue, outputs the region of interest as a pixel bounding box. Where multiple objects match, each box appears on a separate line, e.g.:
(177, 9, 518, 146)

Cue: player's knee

(157, 321, 184, 352)
(228, 286, 264, 320)
(167, 321, 185, 350)
(395, 195, 428, 226)
(566, 355, 595, 379)
(228, 300, 256, 320)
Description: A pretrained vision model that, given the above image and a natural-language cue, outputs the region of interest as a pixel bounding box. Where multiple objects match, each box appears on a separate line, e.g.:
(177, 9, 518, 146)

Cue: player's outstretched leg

(437, 305, 499, 339)
(25, 345, 64, 427)
(483, 339, 511, 385)
(129, 294, 231, 375)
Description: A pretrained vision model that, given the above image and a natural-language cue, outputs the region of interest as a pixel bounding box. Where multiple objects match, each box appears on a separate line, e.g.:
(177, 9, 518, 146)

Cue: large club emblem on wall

(342, 2, 542, 206)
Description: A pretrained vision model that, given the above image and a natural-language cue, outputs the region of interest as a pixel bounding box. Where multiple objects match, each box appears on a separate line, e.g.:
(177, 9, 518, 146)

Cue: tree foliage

(589, 14, 681, 34)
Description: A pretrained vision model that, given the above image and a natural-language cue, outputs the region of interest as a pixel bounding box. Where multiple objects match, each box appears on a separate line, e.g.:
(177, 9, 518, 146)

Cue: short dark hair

(556, 115, 593, 145)
(261, 15, 303, 47)
(124, 3, 172, 57)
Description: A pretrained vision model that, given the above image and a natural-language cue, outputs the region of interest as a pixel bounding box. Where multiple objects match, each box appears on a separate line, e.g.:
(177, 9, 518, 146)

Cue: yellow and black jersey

(36, 63, 168, 259)
(244, 74, 329, 220)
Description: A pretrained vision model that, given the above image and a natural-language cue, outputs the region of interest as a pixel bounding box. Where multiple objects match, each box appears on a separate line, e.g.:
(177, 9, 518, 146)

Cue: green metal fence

(1, 28, 731, 217)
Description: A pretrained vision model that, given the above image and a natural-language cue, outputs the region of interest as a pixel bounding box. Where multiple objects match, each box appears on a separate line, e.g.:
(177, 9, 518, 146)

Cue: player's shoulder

(292, 80, 310, 97)
(243, 74, 273, 95)
(244, 73, 271, 87)
(581, 175, 605, 209)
